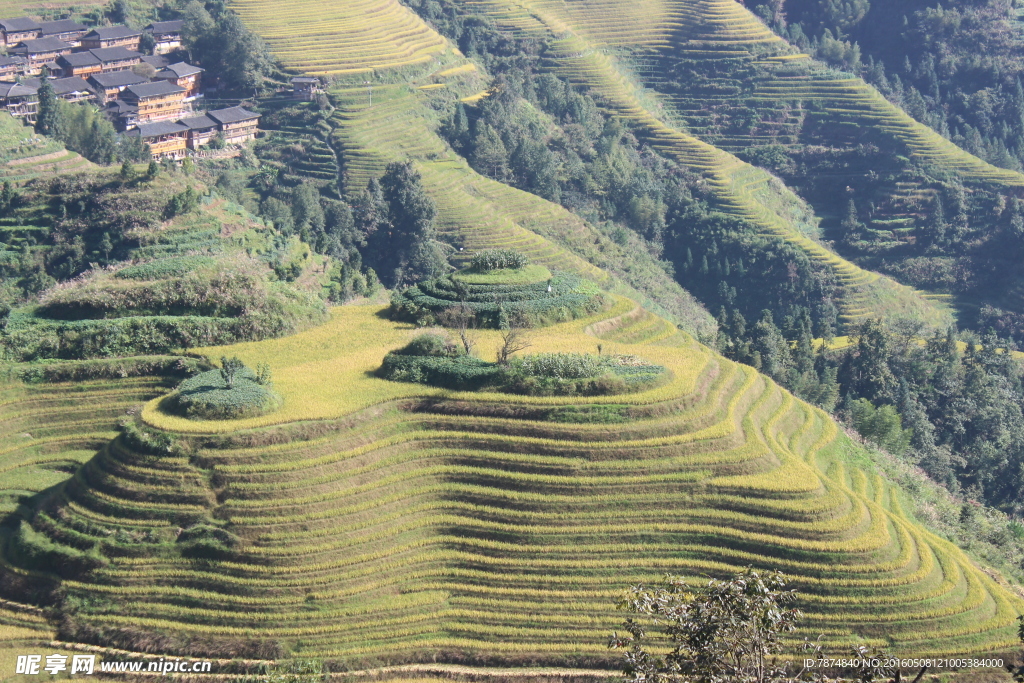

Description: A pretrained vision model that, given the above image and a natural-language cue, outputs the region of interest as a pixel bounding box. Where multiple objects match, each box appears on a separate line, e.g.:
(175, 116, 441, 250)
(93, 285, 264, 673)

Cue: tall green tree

(373, 161, 445, 287)
(35, 79, 63, 138)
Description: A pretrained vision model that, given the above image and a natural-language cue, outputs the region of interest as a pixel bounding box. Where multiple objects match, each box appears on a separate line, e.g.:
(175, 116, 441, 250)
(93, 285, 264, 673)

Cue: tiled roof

(0, 17, 40, 32)
(207, 106, 259, 125)
(23, 76, 92, 95)
(83, 25, 140, 40)
(15, 37, 72, 52)
(140, 54, 169, 68)
(146, 20, 182, 33)
(88, 70, 148, 88)
(124, 80, 185, 98)
(89, 46, 141, 62)
(106, 98, 137, 114)
(178, 114, 217, 130)
(127, 121, 188, 137)
(39, 19, 86, 35)
(58, 52, 99, 67)
(0, 82, 36, 97)
(158, 62, 203, 77)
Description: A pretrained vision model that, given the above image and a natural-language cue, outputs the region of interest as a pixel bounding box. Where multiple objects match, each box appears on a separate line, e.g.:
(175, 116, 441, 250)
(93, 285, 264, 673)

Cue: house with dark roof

(121, 80, 185, 124)
(0, 17, 40, 47)
(90, 46, 142, 73)
(88, 69, 148, 102)
(80, 25, 141, 50)
(0, 55, 27, 81)
(0, 82, 38, 119)
(39, 19, 87, 45)
(207, 106, 260, 144)
(145, 20, 182, 54)
(24, 76, 93, 102)
(56, 50, 101, 77)
(126, 120, 188, 159)
(57, 46, 141, 77)
(155, 62, 202, 100)
(140, 54, 170, 70)
(11, 37, 73, 73)
(105, 98, 138, 129)
(291, 76, 322, 100)
(178, 113, 218, 149)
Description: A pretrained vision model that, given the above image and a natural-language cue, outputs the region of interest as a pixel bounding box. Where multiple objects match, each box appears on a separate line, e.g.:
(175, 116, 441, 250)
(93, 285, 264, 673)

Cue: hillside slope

(227, 0, 961, 330)
(2, 297, 1021, 663)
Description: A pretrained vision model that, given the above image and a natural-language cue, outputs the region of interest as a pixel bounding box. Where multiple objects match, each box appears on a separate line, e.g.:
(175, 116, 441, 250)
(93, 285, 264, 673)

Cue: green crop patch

(392, 270, 606, 328)
(171, 367, 282, 420)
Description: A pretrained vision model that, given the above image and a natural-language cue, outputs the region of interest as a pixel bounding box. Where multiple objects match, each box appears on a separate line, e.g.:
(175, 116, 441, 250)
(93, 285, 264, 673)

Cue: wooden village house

(88, 70, 148, 103)
(11, 37, 73, 73)
(38, 19, 87, 46)
(120, 80, 186, 123)
(127, 121, 188, 159)
(80, 25, 141, 50)
(145, 20, 182, 54)
(155, 62, 203, 101)
(0, 17, 40, 47)
(207, 106, 259, 144)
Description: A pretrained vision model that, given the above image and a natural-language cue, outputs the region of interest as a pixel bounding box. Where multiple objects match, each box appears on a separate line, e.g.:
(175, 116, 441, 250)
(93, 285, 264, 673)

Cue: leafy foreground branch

(609, 568, 929, 683)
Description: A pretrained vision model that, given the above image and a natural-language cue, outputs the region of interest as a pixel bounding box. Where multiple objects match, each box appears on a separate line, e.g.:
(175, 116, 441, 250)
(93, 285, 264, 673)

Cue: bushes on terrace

(470, 249, 528, 271)
(15, 355, 212, 383)
(391, 271, 604, 328)
(380, 336, 667, 396)
(503, 353, 668, 396)
(170, 359, 281, 420)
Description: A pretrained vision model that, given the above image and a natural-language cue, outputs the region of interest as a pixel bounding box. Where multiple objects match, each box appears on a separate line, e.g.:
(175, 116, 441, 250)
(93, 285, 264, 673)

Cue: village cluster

(0, 17, 264, 159)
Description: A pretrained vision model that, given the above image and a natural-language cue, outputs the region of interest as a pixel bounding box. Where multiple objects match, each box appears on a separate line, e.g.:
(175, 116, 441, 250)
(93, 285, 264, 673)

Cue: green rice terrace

(0, 289, 1022, 666)
(391, 250, 607, 327)
(5, 0, 1024, 675)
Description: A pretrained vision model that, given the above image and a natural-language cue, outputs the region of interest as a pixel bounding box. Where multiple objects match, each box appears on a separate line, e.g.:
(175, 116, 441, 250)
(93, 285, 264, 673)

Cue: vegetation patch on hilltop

(392, 251, 605, 329)
(380, 333, 667, 395)
(170, 358, 281, 420)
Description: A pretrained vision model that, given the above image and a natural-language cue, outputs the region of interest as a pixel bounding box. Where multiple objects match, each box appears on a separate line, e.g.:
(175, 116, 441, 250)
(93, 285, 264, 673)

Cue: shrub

(470, 248, 528, 271)
(507, 352, 601, 379)
(15, 355, 212, 383)
(379, 352, 502, 390)
(171, 367, 282, 420)
(395, 333, 459, 357)
(380, 347, 667, 396)
(177, 524, 241, 560)
(119, 419, 175, 455)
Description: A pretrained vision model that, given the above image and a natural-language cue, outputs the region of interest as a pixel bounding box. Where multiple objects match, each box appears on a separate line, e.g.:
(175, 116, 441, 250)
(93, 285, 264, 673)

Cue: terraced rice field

(0, 372, 172, 516)
(0, 112, 91, 183)
(232, 0, 952, 328)
(229, 0, 447, 74)
(326, 73, 714, 333)
(458, 0, 953, 327)
(2, 297, 1018, 664)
